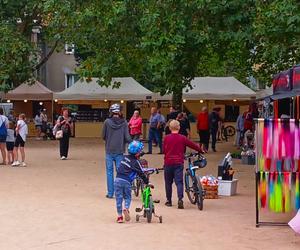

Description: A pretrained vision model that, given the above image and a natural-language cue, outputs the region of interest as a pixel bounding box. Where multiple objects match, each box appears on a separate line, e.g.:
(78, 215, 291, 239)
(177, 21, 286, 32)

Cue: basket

(202, 185, 218, 199)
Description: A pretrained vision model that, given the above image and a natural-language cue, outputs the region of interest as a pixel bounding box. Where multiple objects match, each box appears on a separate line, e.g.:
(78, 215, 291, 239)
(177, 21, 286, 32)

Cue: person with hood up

(102, 103, 132, 198)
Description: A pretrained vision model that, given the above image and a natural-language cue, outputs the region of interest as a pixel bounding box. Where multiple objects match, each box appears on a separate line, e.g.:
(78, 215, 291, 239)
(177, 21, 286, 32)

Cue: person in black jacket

(114, 141, 150, 223)
(209, 107, 221, 152)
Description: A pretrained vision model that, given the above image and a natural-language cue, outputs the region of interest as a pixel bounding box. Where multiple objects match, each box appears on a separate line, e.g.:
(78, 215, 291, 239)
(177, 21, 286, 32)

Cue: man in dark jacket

(209, 107, 221, 152)
(102, 103, 132, 198)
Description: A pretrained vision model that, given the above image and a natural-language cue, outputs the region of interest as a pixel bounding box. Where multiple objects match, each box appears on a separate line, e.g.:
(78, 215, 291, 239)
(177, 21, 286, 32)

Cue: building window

(65, 74, 79, 89)
(225, 105, 240, 122)
(65, 43, 75, 55)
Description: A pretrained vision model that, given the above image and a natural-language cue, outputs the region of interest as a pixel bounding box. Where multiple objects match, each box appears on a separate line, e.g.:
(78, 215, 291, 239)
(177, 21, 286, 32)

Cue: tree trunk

(172, 90, 182, 111)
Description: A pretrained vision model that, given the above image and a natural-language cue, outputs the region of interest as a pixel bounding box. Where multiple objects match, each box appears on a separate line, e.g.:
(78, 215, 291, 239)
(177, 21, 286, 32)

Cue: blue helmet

(128, 141, 144, 155)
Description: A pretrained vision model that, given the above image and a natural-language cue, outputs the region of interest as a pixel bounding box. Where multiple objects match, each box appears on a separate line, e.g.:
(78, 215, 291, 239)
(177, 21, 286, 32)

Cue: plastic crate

(218, 179, 238, 196)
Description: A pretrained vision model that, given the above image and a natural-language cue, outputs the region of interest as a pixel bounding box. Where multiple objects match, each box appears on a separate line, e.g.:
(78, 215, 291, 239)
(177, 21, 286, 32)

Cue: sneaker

(20, 162, 27, 167)
(117, 216, 124, 223)
(106, 195, 114, 199)
(165, 201, 172, 207)
(61, 156, 66, 160)
(12, 161, 20, 167)
(123, 209, 131, 222)
(178, 199, 184, 209)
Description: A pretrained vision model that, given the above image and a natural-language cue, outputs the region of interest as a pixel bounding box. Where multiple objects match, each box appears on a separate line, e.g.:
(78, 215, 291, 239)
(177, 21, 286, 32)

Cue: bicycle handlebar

(143, 167, 164, 175)
(184, 152, 204, 159)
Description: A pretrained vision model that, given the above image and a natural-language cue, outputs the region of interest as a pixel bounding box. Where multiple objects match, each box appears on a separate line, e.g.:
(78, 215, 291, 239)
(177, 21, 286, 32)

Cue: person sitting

(114, 141, 149, 223)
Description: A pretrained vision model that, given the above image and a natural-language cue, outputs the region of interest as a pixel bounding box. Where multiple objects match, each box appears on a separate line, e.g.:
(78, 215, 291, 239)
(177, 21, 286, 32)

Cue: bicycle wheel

(146, 196, 153, 223)
(221, 127, 228, 141)
(225, 125, 236, 137)
(185, 172, 197, 204)
(195, 177, 204, 210)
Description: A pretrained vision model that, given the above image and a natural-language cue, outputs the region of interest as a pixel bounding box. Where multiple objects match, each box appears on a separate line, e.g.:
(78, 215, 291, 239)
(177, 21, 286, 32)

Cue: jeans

(148, 128, 162, 153)
(210, 129, 217, 150)
(198, 130, 209, 150)
(59, 134, 70, 157)
(106, 153, 124, 197)
(114, 178, 132, 216)
(164, 165, 184, 201)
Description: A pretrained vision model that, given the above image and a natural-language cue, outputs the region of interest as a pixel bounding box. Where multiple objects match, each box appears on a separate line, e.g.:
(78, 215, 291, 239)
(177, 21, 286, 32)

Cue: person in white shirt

(12, 114, 28, 167)
(34, 111, 43, 139)
(0, 108, 9, 165)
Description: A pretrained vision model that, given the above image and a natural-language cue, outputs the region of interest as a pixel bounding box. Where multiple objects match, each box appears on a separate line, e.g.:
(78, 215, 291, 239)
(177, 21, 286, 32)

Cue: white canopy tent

(54, 77, 153, 101)
(256, 87, 273, 100)
(182, 77, 256, 100)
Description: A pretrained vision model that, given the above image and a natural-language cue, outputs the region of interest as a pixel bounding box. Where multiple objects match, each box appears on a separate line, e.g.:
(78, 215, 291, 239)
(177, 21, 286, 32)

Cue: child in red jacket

(163, 120, 202, 209)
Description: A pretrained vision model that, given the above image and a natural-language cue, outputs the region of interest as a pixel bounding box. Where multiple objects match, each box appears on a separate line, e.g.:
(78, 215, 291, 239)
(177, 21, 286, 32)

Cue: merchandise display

(255, 119, 300, 226)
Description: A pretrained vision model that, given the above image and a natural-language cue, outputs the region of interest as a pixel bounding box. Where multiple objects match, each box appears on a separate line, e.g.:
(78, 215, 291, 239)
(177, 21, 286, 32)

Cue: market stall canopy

(182, 77, 256, 100)
(5, 80, 53, 100)
(54, 77, 153, 101)
(256, 87, 273, 100)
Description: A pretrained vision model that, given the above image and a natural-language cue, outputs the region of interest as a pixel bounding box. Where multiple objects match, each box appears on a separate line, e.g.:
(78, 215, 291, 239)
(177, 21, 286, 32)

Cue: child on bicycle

(163, 120, 202, 209)
(114, 141, 150, 223)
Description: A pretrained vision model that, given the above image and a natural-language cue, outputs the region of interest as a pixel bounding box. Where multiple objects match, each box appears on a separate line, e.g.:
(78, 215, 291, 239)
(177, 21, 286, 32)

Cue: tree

(253, 0, 300, 87)
(0, 0, 84, 89)
(70, 0, 256, 105)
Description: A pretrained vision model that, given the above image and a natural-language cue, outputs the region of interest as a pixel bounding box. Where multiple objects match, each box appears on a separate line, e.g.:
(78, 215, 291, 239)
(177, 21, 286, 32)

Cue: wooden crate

(202, 185, 218, 199)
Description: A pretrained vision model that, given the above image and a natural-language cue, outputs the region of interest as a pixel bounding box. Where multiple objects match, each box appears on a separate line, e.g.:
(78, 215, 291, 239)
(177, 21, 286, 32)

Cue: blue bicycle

(184, 152, 207, 210)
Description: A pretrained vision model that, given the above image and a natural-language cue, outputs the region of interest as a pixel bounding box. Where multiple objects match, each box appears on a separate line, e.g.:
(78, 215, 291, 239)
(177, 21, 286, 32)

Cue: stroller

(43, 122, 55, 140)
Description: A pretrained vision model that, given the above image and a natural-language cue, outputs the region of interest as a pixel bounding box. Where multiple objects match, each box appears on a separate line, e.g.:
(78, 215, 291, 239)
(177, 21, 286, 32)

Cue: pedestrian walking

(176, 112, 190, 137)
(0, 108, 8, 165)
(209, 107, 221, 152)
(165, 106, 179, 135)
(56, 108, 73, 160)
(34, 111, 43, 139)
(12, 113, 28, 167)
(102, 103, 132, 198)
(235, 113, 244, 148)
(197, 107, 209, 152)
(147, 107, 162, 154)
(128, 110, 143, 140)
(6, 121, 15, 164)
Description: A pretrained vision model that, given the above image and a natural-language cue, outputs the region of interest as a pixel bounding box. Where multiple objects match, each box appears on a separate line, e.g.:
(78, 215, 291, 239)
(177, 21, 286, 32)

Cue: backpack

(0, 116, 7, 137)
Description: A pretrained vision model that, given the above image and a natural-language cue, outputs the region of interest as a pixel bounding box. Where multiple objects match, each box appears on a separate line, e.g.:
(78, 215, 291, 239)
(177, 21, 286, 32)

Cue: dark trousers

(164, 165, 184, 201)
(199, 130, 209, 150)
(148, 128, 162, 153)
(210, 129, 217, 150)
(59, 134, 70, 157)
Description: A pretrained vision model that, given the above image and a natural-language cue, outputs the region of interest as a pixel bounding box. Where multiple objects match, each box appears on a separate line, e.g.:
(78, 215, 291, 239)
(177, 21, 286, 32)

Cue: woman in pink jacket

(128, 110, 143, 140)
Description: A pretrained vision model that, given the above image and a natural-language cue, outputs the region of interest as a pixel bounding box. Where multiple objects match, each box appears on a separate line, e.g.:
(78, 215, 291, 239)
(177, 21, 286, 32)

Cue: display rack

(255, 118, 300, 227)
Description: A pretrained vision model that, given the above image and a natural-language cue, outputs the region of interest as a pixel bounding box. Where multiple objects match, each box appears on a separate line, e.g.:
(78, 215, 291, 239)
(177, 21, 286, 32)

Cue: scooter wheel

(136, 215, 139, 222)
(159, 216, 162, 223)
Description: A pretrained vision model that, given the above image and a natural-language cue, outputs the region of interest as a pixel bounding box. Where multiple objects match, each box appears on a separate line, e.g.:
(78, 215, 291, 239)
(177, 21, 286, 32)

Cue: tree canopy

(0, 0, 84, 90)
(1, 0, 299, 97)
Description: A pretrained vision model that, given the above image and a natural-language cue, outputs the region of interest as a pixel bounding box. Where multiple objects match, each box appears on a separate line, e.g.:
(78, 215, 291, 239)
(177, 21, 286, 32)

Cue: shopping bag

(288, 209, 300, 234)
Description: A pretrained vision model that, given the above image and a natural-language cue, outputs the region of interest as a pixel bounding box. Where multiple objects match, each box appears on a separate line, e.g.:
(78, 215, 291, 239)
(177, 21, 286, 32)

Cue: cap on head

(110, 103, 121, 114)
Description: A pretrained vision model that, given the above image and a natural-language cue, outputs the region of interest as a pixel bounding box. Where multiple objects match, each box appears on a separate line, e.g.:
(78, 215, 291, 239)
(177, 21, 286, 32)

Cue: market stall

(181, 77, 256, 138)
(267, 66, 300, 119)
(54, 77, 154, 138)
(4, 80, 55, 137)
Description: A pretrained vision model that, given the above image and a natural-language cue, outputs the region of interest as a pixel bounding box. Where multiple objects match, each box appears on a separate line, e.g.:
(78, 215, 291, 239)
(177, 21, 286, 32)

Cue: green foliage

(71, 0, 256, 104)
(0, 0, 84, 89)
(253, 0, 300, 86)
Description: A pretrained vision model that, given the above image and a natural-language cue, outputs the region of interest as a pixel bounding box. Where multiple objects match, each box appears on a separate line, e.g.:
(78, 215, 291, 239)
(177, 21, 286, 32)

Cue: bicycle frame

(142, 186, 152, 209)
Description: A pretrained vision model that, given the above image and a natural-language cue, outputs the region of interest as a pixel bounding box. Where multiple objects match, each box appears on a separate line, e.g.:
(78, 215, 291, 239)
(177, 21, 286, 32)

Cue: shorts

(0, 135, 6, 143)
(15, 134, 25, 147)
(6, 142, 14, 151)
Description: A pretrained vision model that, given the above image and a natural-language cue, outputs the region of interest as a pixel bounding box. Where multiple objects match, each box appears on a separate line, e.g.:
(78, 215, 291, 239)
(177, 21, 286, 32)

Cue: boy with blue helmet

(114, 141, 149, 223)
